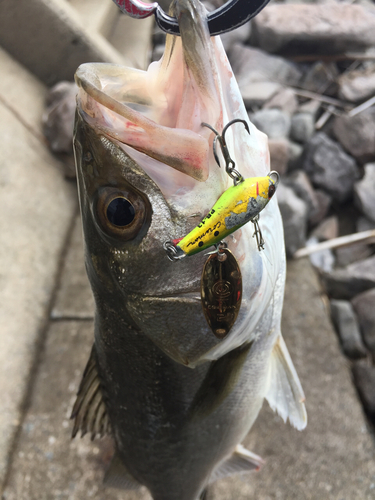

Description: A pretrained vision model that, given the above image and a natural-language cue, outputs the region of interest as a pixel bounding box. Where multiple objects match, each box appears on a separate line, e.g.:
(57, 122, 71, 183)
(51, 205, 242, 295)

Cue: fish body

(174, 175, 276, 256)
(71, 0, 307, 498)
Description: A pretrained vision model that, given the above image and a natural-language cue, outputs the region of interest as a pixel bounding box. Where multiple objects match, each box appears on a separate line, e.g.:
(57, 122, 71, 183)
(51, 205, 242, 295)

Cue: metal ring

(163, 241, 186, 262)
(112, 0, 271, 36)
(267, 170, 280, 187)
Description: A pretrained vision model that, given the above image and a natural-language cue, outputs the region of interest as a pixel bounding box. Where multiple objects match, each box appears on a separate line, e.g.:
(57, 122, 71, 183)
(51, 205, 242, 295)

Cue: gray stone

(352, 288, 375, 358)
(0, 0, 125, 85)
(152, 44, 166, 63)
(220, 21, 252, 52)
(311, 215, 339, 242)
(309, 189, 332, 227)
(303, 133, 360, 203)
(338, 68, 375, 103)
(322, 255, 375, 300)
(290, 112, 315, 143)
(0, 52, 77, 489)
(252, 4, 375, 55)
(284, 170, 318, 214)
(330, 300, 367, 359)
(43, 81, 77, 154)
(228, 44, 302, 88)
(277, 182, 308, 257)
(268, 138, 290, 175)
(263, 87, 298, 116)
(251, 108, 291, 139)
(240, 81, 281, 109)
(357, 215, 375, 232)
(298, 99, 321, 119)
(300, 62, 339, 96)
(287, 141, 304, 171)
(352, 361, 375, 421)
(354, 163, 375, 223)
(51, 215, 95, 320)
(307, 237, 335, 273)
(333, 107, 375, 163)
(335, 244, 373, 267)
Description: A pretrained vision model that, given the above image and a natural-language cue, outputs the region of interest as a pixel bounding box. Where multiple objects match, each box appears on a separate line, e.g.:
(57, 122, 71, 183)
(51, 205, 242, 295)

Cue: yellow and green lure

(164, 120, 279, 261)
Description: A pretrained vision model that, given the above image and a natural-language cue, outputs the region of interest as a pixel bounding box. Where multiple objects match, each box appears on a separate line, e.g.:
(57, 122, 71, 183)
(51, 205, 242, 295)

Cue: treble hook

(202, 119, 250, 186)
(111, 0, 271, 36)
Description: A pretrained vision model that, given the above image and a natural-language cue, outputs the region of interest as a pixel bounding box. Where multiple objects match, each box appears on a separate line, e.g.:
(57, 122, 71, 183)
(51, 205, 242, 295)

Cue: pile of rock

(213, 2, 375, 426)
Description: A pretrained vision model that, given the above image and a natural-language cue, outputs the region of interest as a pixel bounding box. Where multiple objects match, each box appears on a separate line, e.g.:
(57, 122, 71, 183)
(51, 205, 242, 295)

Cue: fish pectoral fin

(70, 344, 111, 439)
(265, 334, 307, 431)
(208, 444, 264, 484)
(104, 451, 142, 490)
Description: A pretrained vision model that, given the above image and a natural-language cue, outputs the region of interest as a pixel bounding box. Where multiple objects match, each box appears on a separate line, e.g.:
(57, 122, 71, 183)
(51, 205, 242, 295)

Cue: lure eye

(95, 186, 149, 241)
(268, 184, 276, 198)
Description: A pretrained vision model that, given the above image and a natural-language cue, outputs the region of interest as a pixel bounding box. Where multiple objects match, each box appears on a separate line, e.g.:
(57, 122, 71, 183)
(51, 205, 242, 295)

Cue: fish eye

(106, 197, 135, 227)
(268, 184, 276, 198)
(95, 186, 149, 241)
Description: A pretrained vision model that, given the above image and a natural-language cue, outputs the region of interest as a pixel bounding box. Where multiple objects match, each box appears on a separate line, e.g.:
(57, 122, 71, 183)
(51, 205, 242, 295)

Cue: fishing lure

(164, 119, 279, 261)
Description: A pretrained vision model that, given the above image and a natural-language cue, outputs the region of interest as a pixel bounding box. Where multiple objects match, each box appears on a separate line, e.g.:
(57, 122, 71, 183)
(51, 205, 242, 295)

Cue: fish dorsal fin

(209, 445, 264, 484)
(265, 335, 307, 431)
(71, 344, 111, 439)
(104, 451, 142, 490)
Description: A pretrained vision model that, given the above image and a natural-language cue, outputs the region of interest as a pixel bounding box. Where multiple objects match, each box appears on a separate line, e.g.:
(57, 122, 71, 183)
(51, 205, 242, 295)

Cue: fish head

(73, 0, 285, 367)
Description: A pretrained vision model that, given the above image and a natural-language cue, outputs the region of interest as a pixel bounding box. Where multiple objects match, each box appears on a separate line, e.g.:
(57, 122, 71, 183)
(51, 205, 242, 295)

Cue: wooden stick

(290, 87, 352, 110)
(294, 230, 375, 258)
(348, 95, 375, 117)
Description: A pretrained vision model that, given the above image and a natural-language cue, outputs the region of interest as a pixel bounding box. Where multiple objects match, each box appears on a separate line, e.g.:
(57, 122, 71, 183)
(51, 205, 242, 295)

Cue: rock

(290, 112, 315, 143)
(268, 138, 290, 175)
(352, 361, 375, 421)
(298, 99, 321, 119)
(277, 182, 308, 257)
(357, 215, 375, 232)
(263, 87, 298, 115)
(303, 132, 360, 203)
(220, 21, 252, 52)
(322, 255, 375, 299)
(338, 68, 375, 103)
(354, 163, 375, 223)
(309, 190, 332, 227)
(335, 244, 372, 267)
(300, 62, 338, 96)
(287, 141, 304, 171)
(251, 108, 291, 139)
(307, 237, 335, 273)
(252, 4, 375, 55)
(311, 215, 339, 241)
(240, 82, 281, 109)
(42, 81, 77, 154)
(228, 44, 302, 88)
(352, 288, 375, 357)
(152, 43, 165, 62)
(284, 170, 318, 213)
(330, 300, 367, 359)
(333, 107, 375, 163)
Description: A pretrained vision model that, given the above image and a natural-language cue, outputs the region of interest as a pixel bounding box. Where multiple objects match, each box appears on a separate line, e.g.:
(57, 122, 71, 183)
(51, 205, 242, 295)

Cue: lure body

(176, 175, 276, 256)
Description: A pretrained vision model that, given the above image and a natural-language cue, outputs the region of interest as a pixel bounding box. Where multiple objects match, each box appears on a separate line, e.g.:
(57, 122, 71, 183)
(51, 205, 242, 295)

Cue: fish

(71, 0, 307, 499)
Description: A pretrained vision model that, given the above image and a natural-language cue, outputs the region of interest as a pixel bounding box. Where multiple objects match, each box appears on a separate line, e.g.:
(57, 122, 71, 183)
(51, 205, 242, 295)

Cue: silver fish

(71, 1, 307, 498)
